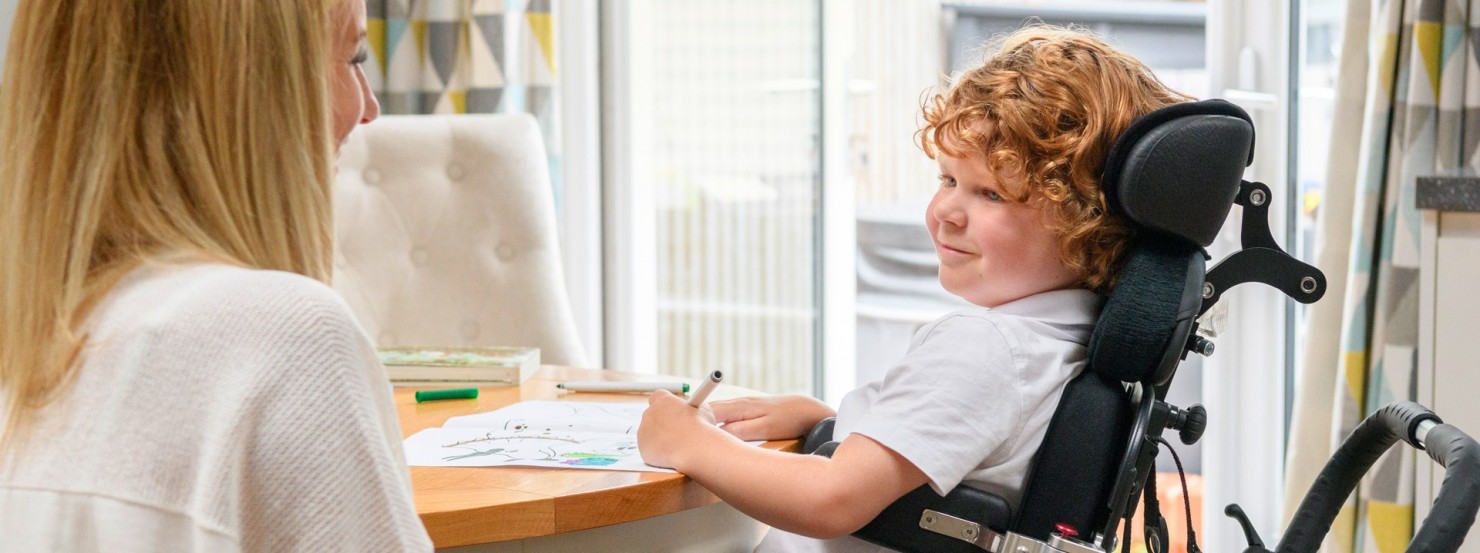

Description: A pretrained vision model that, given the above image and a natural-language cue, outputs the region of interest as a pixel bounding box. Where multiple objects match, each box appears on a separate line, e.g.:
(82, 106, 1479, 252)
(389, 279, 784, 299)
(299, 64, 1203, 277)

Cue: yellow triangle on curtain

(1414, 21, 1442, 97)
(412, 20, 428, 60)
(1332, 503, 1357, 552)
(449, 91, 467, 114)
(527, 13, 557, 75)
(369, 18, 387, 74)
(1376, 35, 1398, 94)
(1343, 351, 1366, 406)
(1365, 501, 1413, 553)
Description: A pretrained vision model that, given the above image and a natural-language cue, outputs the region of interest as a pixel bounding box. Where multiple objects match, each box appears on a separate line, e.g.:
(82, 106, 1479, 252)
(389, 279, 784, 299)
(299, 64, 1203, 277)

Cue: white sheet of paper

(404, 427, 673, 472)
(442, 401, 647, 435)
(406, 400, 762, 473)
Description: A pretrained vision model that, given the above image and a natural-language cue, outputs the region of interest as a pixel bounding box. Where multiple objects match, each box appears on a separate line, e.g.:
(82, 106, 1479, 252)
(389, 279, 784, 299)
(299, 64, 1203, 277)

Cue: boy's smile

(927, 140, 1078, 308)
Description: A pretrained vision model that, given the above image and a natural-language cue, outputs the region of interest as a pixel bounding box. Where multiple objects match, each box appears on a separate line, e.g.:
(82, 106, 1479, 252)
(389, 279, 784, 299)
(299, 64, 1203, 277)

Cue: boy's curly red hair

(919, 25, 1190, 293)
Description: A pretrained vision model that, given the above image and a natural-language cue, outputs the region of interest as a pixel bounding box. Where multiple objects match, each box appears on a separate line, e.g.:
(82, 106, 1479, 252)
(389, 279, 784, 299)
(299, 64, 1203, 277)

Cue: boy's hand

(709, 395, 837, 441)
(637, 389, 720, 470)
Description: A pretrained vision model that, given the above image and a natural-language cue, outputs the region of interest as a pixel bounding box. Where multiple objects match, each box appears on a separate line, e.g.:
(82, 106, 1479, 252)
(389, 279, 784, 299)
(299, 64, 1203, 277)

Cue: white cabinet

(1416, 175, 1480, 546)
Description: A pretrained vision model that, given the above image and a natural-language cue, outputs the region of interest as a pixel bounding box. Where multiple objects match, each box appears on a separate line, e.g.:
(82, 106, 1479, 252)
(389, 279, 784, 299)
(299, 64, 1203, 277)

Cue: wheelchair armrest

(807, 421, 1014, 553)
(856, 483, 1013, 553)
(803, 417, 837, 454)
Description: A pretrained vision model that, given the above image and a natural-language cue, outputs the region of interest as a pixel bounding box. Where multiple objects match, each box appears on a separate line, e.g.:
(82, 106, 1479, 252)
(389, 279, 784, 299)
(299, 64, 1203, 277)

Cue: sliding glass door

(604, 0, 822, 395)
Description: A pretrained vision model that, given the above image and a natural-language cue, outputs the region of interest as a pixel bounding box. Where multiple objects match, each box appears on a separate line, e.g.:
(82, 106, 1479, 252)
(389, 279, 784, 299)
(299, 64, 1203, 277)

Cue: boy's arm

(638, 390, 928, 538)
(709, 394, 838, 440)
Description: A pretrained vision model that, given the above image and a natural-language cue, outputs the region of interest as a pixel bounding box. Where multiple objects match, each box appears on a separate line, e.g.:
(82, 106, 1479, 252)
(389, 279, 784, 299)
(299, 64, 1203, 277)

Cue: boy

(637, 25, 1189, 552)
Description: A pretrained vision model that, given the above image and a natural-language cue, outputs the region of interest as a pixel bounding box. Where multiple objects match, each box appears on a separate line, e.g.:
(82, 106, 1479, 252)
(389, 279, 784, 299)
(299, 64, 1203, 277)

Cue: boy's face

(928, 145, 1078, 308)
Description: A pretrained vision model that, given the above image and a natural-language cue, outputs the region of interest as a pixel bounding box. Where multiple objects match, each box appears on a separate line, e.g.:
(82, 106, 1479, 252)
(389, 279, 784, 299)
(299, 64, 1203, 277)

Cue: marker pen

(687, 371, 723, 407)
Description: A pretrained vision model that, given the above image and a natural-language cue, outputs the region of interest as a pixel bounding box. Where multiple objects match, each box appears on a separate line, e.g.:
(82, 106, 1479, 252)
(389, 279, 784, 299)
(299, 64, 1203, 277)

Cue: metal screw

(1249, 189, 1268, 206)
(964, 528, 977, 538)
(924, 515, 935, 524)
(1202, 282, 1215, 299)
(1300, 276, 1317, 293)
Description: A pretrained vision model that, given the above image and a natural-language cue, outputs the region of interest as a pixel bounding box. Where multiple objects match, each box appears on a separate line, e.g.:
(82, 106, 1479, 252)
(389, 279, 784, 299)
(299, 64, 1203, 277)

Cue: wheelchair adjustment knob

(1179, 404, 1207, 445)
(1187, 335, 1215, 357)
(1164, 403, 1208, 445)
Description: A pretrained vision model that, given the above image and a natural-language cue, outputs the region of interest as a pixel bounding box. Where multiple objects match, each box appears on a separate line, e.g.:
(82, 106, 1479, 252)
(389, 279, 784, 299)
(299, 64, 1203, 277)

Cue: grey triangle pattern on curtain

(380, 92, 417, 115)
(466, 89, 504, 113)
(427, 22, 460, 90)
(1462, 2, 1480, 166)
(386, 0, 409, 19)
(416, 92, 443, 114)
(526, 87, 554, 124)
(474, 14, 506, 76)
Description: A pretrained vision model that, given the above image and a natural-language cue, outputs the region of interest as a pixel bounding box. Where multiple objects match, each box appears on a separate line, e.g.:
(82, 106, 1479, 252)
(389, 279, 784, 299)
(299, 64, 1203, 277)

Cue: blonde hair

(919, 25, 1190, 293)
(0, 0, 343, 454)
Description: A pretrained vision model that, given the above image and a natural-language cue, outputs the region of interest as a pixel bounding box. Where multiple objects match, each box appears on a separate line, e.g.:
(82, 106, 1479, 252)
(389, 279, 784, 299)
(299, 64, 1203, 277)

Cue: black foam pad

(1100, 99, 1254, 247)
(1087, 240, 1205, 384)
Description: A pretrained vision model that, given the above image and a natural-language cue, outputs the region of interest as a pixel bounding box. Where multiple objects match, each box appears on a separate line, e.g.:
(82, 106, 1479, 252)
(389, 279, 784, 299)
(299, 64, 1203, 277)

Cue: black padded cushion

(1013, 370, 1134, 540)
(1087, 239, 1206, 384)
(1100, 99, 1254, 248)
(855, 482, 1014, 553)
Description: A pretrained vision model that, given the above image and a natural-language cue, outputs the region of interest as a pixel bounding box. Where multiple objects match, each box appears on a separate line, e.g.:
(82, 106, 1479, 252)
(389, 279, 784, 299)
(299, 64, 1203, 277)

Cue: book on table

(377, 346, 540, 386)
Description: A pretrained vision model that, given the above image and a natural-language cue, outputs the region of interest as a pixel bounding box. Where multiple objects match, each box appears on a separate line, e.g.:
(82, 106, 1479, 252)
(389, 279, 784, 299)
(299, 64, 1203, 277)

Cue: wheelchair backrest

(1012, 100, 1254, 540)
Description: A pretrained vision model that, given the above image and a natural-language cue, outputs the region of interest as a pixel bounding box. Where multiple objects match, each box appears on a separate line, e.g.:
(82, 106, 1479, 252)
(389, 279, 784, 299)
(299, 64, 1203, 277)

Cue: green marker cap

(415, 387, 480, 403)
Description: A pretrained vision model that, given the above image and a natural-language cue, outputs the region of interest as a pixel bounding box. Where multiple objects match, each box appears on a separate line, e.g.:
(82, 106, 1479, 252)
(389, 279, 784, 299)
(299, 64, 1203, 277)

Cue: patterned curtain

(1286, 0, 1480, 551)
(363, 0, 561, 183)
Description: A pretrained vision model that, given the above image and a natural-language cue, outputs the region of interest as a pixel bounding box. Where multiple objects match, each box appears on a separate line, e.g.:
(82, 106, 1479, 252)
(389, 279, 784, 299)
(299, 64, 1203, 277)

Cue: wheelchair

(804, 100, 1480, 553)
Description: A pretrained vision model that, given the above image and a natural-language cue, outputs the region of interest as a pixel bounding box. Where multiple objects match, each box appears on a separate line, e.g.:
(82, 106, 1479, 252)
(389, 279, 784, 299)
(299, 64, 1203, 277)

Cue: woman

(0, 0, 431, 550)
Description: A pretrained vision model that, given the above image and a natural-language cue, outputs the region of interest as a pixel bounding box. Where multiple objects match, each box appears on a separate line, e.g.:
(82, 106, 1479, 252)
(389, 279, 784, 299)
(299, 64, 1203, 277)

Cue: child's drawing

(404, 401, 670, 472)
(442, 401, 647, 435)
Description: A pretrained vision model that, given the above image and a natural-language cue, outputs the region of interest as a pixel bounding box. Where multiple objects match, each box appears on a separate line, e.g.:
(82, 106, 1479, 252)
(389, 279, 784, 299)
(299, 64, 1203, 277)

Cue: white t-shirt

(0, 261, 433, 552)
(758, 288, 1101, 553)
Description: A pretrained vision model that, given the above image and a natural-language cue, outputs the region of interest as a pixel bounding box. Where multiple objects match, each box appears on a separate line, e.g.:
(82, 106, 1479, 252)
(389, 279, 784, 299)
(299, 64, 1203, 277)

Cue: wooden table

(399, 366, 800, 550)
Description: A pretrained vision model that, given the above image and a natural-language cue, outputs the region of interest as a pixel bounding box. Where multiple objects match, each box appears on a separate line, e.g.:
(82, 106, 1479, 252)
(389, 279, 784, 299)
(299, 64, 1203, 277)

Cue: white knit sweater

(0, 261, 432, 552)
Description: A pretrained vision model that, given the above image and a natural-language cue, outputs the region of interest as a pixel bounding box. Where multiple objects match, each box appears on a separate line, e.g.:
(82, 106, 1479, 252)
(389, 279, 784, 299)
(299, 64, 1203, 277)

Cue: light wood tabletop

(398, 366, 801, 548)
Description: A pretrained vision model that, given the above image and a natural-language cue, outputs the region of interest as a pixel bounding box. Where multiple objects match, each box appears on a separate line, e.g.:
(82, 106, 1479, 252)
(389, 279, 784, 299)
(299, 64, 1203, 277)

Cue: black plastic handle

(1409, 423, 1480, 552)
(1278, 401, 1478, 553)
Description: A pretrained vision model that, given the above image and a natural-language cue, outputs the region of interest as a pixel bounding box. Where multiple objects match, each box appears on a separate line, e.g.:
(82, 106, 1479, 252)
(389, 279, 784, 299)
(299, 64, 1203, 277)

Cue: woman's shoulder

(98, 261, 361, 346)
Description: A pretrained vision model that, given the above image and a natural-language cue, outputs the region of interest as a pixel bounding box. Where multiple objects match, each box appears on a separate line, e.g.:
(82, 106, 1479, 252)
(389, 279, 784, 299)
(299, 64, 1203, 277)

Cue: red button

(1055, 523, 1079, 539)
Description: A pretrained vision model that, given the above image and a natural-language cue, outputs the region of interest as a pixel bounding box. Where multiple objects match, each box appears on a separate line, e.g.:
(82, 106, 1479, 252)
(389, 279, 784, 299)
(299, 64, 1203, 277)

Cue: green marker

(415, 387, 480, 403)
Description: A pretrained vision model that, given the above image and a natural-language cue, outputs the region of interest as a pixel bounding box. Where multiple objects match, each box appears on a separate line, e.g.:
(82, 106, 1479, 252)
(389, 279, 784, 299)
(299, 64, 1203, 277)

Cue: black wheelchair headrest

(1085, 99, 1252, 385)
(1100, 99, 1254, 248)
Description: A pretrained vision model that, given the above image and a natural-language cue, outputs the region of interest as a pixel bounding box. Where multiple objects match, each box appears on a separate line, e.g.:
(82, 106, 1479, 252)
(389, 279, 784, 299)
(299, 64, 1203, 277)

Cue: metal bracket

(920, 509, 1003, 551)
(1197, 180, 1327, 317)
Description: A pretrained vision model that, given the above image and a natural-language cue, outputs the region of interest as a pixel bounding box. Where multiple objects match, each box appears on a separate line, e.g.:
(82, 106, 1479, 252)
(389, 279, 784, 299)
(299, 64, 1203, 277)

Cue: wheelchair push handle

(1275, 401, 1480, 553)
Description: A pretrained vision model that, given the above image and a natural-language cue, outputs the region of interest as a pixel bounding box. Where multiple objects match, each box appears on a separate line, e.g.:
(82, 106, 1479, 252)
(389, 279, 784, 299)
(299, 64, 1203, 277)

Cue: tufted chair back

(332, 114, 588, 367)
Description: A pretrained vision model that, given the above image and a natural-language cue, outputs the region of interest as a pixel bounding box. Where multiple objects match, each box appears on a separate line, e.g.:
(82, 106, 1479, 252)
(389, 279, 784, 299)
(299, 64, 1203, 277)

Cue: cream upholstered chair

(332, 114, 588, 367)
